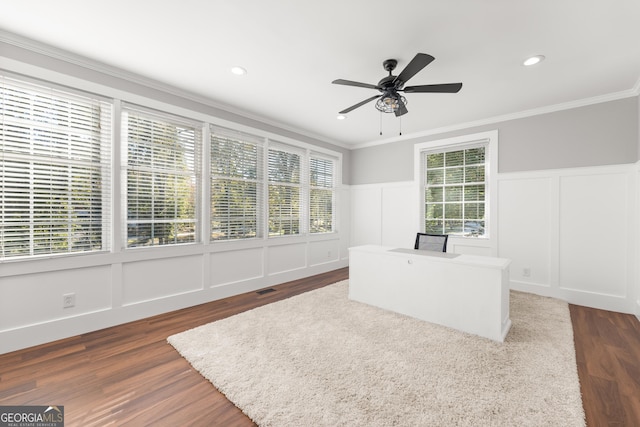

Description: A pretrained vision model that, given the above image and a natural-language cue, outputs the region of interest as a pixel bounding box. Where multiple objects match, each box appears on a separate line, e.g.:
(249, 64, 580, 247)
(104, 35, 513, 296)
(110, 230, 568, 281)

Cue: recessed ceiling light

(231, 66, 247, 76)
(336, 114, 347, 120)
(523, 55, 545, 66)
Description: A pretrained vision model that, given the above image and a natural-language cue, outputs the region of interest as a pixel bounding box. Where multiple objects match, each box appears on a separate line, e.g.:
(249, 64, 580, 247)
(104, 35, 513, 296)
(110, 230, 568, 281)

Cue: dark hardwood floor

(1, 267, 639, 426)
(570, 304, 640, 426)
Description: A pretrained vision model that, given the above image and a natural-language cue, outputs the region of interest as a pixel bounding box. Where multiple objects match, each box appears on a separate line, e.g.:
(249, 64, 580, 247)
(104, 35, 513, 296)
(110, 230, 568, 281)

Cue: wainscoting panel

(381, 183, 420, 248)
(559, 172, 629, 297)
(0, 265, 112, 331)
(210, 247, 264, 287)
(498, 177, 553, 291)
(498, 164, 636, 313)
(308, 239, 341, 267)
(122, 255, 204, 306)
(350, 186, 383, 247)
(267, 243, 307, 275)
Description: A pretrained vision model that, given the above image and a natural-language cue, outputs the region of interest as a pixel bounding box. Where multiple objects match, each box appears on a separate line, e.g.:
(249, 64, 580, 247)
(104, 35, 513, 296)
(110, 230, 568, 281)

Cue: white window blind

(268, 143, 302, 236)
(0, 74, 112, 259)
(309, 154, 336, 233)
(210, 126, 263, 241)
(423, 144, 486, 237)
(122, 105, 201, 247)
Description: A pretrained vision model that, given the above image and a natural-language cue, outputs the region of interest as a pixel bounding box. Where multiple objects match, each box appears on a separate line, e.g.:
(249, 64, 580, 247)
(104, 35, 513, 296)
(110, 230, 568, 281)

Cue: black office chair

(414, 233, 448, 252)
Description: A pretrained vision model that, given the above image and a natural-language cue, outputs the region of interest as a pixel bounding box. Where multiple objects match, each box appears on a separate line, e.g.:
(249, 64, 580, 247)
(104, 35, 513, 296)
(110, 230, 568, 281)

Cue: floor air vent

(256, 288, 276, 295)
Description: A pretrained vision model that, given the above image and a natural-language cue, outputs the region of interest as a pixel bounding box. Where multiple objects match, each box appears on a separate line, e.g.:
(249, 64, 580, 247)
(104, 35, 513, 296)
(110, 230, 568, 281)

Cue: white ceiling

(2, 0, 640, 148)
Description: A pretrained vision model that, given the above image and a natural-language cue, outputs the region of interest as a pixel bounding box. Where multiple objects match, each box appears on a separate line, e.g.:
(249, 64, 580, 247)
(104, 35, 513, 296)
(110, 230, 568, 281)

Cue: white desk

(348, 245, 512, 342)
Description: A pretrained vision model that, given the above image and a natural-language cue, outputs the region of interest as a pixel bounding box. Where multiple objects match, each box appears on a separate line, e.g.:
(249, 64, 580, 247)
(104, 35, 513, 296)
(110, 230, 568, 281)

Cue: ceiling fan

(332, 53, 462, 117)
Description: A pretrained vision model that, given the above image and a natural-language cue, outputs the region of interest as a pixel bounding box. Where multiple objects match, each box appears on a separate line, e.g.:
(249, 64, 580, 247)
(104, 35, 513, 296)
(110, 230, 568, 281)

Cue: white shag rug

(168, 280, 585, 426)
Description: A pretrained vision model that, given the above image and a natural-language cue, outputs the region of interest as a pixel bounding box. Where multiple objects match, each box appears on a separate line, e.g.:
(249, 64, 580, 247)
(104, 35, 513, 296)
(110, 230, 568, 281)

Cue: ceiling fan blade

(403, 82, 463, 93)
(338, 95, 381, 114)
(332, 79, 379, 90)
(394, 100, 408, 117)
(394, 53, 435, 86)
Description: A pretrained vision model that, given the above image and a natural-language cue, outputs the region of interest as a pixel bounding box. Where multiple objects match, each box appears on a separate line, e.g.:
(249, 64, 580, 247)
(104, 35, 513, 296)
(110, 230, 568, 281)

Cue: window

(123, 106, 200, 247)
(210, 127, 263, 241)
(309, 154, 336, 233)
(0, 75, 112, 259)
(422, 145, 487, 237)
(268, 143, 302, 236)
(1, 74, 342, 258)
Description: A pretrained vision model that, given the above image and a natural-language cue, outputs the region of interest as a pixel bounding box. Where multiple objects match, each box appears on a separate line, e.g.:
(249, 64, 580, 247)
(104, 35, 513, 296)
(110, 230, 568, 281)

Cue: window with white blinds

(210, 127, 263, 241)
(309, 154, 336, 233)
(0, 75, 112, 259)
(123, 105, 200, 247)
(422, 144, 487, 237)
(268, 143, 302, 236)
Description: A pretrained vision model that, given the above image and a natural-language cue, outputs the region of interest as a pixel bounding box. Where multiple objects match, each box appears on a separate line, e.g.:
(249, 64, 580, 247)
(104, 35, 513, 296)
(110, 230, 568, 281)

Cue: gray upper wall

(350, 97, 639, 185)
(0, 39, 352, 183)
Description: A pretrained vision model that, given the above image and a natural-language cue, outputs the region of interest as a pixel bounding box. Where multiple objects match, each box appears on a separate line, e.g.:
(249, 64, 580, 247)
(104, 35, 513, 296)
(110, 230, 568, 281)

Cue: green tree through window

(424, 146, 486, 237)
(268, 145, 301, 236)
(210, 129, 262, 240)
(124, 108, 199, 247)
(309, 156, 335, 233)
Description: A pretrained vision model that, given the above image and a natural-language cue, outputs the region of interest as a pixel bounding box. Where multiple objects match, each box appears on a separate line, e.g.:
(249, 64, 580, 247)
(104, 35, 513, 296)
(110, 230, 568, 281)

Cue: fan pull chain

(379, 112, 383, 136)
(399, 115, 402, 136)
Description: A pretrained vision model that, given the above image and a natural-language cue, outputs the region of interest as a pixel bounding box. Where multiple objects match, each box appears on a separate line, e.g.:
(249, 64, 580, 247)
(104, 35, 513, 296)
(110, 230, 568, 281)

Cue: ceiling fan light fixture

(523, 55, 545, 66)
(332, 53, 461, 117)
(375, 95, 407, 113)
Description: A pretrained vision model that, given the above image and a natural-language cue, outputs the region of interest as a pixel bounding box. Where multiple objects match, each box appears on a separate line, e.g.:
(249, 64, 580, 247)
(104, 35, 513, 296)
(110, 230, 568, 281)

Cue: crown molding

(0, 30, 349, 150)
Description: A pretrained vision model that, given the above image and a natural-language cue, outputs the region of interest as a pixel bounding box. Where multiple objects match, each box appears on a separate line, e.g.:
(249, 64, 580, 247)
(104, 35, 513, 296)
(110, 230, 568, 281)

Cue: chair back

(414, 233, 448, 252)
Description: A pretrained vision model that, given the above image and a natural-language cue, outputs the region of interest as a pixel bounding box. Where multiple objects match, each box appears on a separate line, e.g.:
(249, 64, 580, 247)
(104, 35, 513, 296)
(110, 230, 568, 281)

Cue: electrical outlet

(523, 268, 531, 278)
(63, 293, 76, 308)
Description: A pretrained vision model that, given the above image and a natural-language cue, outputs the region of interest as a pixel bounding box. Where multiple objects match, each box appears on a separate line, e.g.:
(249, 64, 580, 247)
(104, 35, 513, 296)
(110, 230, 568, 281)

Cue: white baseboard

(511, 280, 635, 314)
(510, 280, 553, 297)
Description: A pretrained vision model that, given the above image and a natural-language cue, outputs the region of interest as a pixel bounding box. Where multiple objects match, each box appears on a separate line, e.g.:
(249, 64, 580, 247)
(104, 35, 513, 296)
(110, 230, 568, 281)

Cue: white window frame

(414, 130, 498, 253)
(267, 141, 305, 237)
(121, 103, 202, 248)
(209, 125, 264, 241)
(0, 73, 112, 260)
(308, 152, 338, 234)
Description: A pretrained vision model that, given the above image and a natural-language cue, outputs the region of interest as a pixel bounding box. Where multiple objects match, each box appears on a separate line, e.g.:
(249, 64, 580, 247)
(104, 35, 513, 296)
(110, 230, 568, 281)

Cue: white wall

(350, 164, 638, 314)
(637, 160, 640, 320)
(637, 94, 640, 320)
(0, 186, 350, 354)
